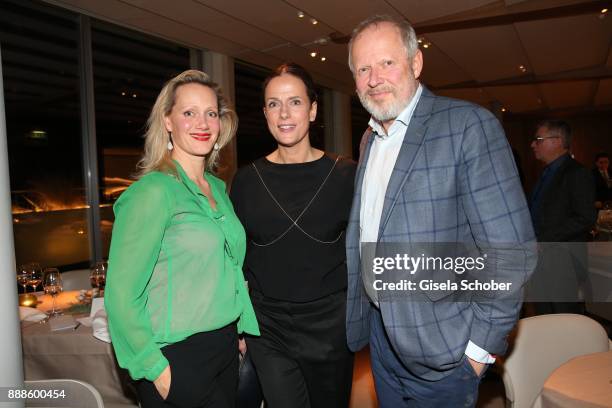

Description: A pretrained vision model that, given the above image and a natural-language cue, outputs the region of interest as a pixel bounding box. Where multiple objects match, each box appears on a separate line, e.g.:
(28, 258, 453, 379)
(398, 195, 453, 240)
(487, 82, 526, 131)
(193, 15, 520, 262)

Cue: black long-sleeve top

(230, 154, 356, 302)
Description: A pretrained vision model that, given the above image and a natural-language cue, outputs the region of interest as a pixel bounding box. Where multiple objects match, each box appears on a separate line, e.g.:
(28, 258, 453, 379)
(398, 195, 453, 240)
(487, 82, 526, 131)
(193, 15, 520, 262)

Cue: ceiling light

(310, 18, 318, 25)
(419, 37, 431, 49)
(132, 93, 137, 98)
(121, 91, 126, 96)
(297, 11, 305, 18)
(601, 8, 608, 13)
(501, 107, 506, 112)
(519, 65, 527, 73)
(321, 57, 326, 62)
(310, 52, 317, 57)
(29, 130, 47, 140)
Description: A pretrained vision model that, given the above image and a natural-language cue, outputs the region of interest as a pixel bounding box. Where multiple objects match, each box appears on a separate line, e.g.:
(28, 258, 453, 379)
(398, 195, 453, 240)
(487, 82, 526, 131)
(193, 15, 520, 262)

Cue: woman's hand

(154, 366, 171, 400)
(239, 338, 247, 356)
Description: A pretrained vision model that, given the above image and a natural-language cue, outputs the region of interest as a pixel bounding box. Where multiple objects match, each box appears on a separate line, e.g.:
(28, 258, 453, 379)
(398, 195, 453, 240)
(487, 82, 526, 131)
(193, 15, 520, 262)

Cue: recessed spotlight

(132, 93, 137, 98)
(297, 11, 305, 18)
(601, 8, 608, 14)
(419, 37, 431, 49)
(501, 107, 506, 112)
(519, 65, 527, 73)
(121, 91, 126, 96)
(310, 52, 317, 57)
(310, 18, 318, 25)
(321, 57, 326, 62)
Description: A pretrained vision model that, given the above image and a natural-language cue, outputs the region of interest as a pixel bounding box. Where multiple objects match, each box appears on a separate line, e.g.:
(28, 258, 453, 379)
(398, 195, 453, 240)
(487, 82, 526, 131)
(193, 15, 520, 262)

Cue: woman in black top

(230, 63, 356, 408)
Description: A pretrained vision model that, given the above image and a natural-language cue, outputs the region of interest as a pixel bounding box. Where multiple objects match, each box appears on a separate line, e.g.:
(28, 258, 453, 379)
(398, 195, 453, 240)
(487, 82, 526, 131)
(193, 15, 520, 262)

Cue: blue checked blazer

(345, 87, 537, 381)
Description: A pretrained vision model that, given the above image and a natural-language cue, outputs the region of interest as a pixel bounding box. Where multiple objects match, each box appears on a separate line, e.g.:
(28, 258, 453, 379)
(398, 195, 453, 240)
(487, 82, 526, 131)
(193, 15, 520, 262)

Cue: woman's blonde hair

(136, 69, 238, 178)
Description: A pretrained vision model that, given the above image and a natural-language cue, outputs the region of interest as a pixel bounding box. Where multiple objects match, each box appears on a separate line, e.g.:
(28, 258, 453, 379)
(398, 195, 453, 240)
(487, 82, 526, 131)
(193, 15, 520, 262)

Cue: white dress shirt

(360, 85, 423, 244)
(358, 84, 494, 365)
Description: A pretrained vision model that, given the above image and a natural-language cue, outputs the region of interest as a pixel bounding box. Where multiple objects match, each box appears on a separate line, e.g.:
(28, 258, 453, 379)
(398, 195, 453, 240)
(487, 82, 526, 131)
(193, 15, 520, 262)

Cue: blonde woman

(106, 70, 259, 408)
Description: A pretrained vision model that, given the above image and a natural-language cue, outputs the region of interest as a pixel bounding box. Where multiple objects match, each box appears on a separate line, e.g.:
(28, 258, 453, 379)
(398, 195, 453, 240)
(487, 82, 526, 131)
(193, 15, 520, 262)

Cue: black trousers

(137, 323, 238, 408)
(247, 290, 354, 408)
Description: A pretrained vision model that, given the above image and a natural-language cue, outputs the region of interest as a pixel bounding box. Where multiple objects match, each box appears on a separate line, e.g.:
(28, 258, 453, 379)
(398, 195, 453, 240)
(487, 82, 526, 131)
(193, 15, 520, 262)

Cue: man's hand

(467, 357, 486, 377)
(154, 366, 171, 400)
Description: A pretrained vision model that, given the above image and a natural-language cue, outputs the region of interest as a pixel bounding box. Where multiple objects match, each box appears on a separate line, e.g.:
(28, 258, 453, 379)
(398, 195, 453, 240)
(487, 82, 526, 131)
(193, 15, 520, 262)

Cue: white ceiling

(45, 0, 612, 114)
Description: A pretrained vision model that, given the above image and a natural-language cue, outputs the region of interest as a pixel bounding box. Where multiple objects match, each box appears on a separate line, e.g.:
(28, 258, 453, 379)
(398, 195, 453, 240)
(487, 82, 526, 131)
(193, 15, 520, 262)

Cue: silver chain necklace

(250, 156, 343, 246)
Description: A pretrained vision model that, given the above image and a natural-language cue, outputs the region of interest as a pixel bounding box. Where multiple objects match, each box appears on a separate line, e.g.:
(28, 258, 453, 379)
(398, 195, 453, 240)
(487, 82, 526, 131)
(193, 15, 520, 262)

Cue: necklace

(250, 156, 343, 246)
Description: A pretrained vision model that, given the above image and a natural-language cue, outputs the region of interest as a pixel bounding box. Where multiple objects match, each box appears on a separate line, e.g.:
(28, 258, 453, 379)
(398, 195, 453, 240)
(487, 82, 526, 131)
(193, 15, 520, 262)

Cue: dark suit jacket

(529, 157, 596, 300)
(532, 157, 596, 242)
(592, 168, 611, 203)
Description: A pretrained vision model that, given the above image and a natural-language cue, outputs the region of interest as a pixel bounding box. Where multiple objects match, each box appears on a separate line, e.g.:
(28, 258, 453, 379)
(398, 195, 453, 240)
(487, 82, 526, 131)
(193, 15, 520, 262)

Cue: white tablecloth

(20, 291, 138, 407)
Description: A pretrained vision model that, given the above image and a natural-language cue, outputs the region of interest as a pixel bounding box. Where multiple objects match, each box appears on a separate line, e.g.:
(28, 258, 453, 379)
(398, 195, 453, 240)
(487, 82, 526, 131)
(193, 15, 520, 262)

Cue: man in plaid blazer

(346, 15, 537, 407)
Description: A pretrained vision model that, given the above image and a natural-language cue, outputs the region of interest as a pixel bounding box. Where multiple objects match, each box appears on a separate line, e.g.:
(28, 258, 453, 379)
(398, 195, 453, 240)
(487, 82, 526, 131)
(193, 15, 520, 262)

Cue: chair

(61, 269, 91, 291)
(25, 378, 104, 407)
(500, 313, 609, 408)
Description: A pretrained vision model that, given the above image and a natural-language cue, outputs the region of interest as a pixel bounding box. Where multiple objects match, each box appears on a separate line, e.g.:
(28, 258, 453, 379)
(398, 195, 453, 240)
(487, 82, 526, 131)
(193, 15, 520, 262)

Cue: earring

(213, 143, 220, 151)
(167, 141, 173, 150)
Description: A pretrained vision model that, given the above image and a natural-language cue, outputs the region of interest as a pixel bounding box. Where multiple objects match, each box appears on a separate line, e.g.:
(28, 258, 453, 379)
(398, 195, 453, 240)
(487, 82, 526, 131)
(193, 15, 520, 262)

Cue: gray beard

(358, 91, 410, 123)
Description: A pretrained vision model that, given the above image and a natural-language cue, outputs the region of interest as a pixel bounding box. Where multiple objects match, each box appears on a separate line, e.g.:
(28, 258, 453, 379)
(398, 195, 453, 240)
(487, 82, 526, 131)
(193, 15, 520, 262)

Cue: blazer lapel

(378, 88, 435, 240)
(347, 128, 375, 249)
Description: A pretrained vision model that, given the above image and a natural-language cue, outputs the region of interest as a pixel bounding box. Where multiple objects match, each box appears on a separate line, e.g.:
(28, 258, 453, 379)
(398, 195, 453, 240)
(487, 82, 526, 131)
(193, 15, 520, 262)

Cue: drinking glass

(17, 266, 30, 293)
(90, 261, 107, 295)
(43, 268, 63, 316)
(28, 262, 43, 292)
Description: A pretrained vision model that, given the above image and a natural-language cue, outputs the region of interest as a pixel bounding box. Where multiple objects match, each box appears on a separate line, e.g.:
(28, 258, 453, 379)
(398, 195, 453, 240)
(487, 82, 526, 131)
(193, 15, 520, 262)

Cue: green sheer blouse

(105, 162, 259, 381)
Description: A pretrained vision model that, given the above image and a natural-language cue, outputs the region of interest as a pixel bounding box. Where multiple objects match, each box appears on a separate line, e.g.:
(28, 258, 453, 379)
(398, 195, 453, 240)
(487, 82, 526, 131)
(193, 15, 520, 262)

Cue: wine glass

(90, 261, 107, 296)
(17, 266, 30, 293)
(28, 262, 43, 292)
(43, 268, 63, 316)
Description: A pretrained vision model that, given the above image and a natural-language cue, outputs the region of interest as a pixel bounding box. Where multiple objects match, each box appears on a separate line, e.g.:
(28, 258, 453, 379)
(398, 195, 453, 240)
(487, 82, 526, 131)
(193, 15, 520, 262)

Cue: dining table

(20, 290, 138, 408)
(538, 350, 612, 408)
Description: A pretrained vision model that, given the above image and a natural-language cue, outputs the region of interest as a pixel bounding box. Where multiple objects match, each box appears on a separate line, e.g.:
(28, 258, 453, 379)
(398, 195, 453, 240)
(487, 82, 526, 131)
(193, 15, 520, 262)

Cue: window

(2, 0, 85, 269)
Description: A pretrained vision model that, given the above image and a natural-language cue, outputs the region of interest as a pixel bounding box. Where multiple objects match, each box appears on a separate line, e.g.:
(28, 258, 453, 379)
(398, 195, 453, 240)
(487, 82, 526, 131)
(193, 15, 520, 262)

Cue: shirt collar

(368, 84, 423, 139)
(173, 160, 205, 197)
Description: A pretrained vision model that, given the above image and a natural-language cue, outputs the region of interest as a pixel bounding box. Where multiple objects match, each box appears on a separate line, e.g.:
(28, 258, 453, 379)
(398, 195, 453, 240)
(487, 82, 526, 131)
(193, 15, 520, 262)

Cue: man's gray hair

(348, 15, 419, 73)
(537, 119, 572, 149)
